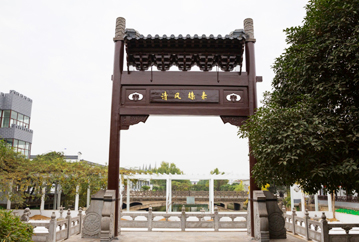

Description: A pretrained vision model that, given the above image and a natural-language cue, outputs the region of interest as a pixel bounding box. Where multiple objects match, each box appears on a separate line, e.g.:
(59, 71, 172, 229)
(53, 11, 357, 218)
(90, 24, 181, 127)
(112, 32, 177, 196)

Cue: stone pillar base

(247, 191, 286, 241)
(82, 189, 116, 241)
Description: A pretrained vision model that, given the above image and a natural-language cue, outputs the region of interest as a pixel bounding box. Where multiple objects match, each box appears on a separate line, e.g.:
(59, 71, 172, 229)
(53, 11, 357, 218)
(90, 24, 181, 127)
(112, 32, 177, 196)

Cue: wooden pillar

(244, 18, 260, 238)
(108, 17, 125, 237)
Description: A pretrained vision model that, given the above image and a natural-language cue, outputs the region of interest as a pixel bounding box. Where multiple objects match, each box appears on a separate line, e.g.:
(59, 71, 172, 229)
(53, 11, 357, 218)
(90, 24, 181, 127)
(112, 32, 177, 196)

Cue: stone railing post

(292, 207, 297, 235)
(66, 209, 71, 239)
(181, 205, 186, 231)
(148, 206, 153, 231)
(59, 206, 64, 219)
(78, 207, 83, 234)
(321, 212, 329, 242)
(304, 209, 310, 240)
(47, 212, 57, 242)
(214, 206, 219, 232)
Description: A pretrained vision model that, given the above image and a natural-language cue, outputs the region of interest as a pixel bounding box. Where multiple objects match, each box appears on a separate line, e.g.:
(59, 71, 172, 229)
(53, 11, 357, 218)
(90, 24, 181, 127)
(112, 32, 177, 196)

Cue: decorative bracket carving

(220, 116, 247, 127)
(120, 115, 149, 130)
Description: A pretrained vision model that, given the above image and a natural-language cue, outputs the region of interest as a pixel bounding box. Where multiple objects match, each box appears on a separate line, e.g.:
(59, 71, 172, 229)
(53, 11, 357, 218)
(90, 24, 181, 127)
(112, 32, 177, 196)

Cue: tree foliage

(150, 162, 187, 191)
(0, 209, 33, 241)
(0, 141, 108, 208)
(239, 0, 359, 194)
(152, 162, 183, 175)
(210, 168, 228, 191)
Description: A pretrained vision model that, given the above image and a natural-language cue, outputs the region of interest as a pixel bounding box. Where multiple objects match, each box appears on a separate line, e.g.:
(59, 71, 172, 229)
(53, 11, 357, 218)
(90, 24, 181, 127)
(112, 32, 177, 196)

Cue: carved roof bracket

(120, 115, 149, 130)
(220, 116, 247, 127)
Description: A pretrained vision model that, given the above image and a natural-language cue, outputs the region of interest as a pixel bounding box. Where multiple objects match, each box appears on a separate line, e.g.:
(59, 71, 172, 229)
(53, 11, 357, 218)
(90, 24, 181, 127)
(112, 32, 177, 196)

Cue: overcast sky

(0, 0, 308, 177)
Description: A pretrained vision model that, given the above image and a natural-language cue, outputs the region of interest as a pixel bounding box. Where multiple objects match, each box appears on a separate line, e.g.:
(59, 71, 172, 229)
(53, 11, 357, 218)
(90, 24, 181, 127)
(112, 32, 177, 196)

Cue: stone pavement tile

(273, 234, 307, 242)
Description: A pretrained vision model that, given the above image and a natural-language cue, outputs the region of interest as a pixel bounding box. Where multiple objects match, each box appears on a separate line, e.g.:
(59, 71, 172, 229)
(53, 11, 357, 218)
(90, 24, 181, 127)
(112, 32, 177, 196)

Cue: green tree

(192, 180, 209, 191)
(172, 180, 192, 191)
(152, 162, 183, 175)
(0, 143, 108, 209)
(210, 168, 228, 191)
(151, 162, 186, 190)
(239, 0, 359, 194)
(31, 152, 108, 208)
(234, 181, 245, 192)
(0, 140, 38, 206)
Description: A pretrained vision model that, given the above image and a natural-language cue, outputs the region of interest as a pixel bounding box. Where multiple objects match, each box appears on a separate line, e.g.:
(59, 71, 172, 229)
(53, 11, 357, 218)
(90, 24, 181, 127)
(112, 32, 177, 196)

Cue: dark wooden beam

(119, 107, 249, 116)
(121, 71, 249, 87)
(108, 39, 124, 237)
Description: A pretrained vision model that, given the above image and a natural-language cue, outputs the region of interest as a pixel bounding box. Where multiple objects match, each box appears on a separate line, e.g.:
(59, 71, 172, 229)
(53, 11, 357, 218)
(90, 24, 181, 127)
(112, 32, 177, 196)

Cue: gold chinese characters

(160, 91, 209, 101)
(161, 91, 168, 100)
(174, 92, 181, 99)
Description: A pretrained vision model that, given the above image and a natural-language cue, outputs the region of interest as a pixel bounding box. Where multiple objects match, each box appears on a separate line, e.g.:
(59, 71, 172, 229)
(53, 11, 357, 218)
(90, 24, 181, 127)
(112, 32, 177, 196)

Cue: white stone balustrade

(283, 207, 359, 242)
(23, 207, 84, 242)
(120, 206, 247, 231)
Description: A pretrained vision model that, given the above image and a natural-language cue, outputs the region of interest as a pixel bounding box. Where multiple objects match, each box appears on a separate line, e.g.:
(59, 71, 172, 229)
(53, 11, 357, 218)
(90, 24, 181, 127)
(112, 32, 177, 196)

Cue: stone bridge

(122, 191, 248, 211)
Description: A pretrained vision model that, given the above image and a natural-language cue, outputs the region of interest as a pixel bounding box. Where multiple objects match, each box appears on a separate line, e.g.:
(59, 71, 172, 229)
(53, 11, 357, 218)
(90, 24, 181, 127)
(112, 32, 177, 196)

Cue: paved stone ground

(65, 232, 306, 242)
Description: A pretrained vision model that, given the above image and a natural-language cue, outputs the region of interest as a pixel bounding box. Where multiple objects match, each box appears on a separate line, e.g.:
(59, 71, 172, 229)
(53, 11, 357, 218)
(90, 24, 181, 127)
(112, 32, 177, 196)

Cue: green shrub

(0, 210, 33, 242)
(141, 185, 150, 191)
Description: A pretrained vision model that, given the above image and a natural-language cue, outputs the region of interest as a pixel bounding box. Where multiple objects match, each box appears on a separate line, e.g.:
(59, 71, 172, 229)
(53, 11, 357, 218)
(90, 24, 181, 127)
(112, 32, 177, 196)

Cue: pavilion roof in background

(124, 29, 247, 72)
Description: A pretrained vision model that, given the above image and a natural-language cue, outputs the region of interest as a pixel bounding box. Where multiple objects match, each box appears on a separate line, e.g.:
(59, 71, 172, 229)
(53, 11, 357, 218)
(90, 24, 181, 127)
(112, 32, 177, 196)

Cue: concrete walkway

(65, 232, 306, 242)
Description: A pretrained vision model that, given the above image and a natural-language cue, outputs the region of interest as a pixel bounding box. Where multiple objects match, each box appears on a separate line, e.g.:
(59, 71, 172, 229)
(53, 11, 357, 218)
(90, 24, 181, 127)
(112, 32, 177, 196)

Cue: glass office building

(0, 90, 33, 157)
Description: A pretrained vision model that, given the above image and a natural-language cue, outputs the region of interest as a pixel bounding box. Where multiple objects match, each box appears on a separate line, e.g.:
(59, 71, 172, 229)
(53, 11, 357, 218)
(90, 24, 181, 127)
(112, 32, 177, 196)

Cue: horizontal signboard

(150, 90, 219, 103)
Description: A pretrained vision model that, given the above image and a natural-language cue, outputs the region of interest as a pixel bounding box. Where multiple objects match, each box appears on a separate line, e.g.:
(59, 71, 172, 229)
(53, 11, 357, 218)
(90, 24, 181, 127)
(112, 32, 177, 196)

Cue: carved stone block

(248, 191, 286, 241)
(263, 191, 286, 239)
(100, 190, 116, 242)
(82, 190, 106, 238)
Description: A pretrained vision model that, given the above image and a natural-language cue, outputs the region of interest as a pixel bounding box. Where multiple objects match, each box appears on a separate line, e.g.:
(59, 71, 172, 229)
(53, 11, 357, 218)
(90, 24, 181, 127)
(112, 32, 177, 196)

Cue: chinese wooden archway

(108, 17, 261, 237)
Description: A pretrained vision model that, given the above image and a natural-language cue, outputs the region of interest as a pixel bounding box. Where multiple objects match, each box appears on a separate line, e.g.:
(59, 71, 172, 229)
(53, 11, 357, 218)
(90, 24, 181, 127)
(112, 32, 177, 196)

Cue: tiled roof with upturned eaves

(124, 29, 247, 72)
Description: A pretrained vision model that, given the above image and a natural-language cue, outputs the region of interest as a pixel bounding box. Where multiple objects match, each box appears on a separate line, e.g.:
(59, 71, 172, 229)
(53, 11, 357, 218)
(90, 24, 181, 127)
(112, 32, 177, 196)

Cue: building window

(3, 138, 31, 157)
(1, 110, 10, 128)
(0, 110, 30, 128)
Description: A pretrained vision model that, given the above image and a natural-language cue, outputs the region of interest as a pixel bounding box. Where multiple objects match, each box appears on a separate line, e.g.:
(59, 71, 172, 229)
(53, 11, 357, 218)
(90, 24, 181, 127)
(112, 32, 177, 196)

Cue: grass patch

(335, 208, 359, 216)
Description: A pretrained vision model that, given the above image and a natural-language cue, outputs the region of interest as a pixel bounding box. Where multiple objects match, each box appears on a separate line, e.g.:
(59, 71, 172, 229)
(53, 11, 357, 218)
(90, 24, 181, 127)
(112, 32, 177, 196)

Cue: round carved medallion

(83, 212, 101, 236)
(268, 213, 285, 233)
